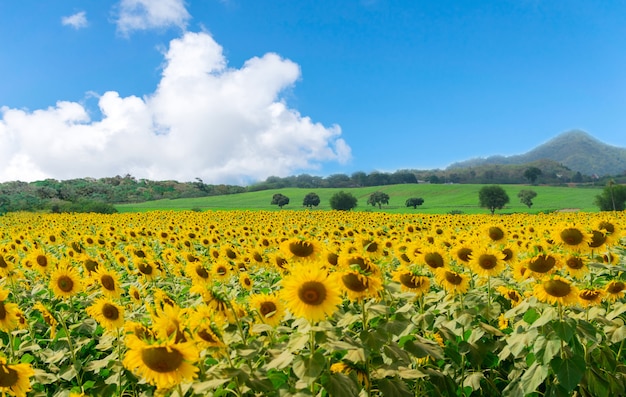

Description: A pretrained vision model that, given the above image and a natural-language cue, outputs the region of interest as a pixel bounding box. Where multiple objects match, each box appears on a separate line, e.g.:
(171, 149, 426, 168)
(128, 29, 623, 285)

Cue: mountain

(447, 130, 626, 176)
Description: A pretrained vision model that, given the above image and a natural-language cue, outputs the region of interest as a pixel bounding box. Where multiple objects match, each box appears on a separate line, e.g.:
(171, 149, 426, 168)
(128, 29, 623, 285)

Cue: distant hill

(448, 130, 626, 176)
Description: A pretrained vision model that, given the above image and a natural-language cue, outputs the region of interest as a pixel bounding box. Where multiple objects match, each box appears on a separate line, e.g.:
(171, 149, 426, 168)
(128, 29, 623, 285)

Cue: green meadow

(114, 184, 605, 214)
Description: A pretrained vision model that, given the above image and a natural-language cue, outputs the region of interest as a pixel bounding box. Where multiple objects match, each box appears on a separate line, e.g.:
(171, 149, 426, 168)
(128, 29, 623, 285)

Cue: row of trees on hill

(272, 191, 427, 211)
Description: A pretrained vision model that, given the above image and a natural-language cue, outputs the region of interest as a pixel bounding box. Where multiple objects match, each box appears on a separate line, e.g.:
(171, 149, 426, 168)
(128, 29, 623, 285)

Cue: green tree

(479, 185, 510, 214)
(523, 167, 542, 184)
(302, 192, 321, 208)
(595, 182, 626, 211)
(329, 191, 358, 211)
(405, 197, 424, 209)
(271, 193, 290, 209)
(517, 189, 537, 208)
(367, 191, 390, 209)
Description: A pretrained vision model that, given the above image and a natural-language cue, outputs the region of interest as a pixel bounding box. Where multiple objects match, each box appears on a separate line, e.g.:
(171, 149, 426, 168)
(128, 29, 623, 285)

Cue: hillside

(448, 130, 626, 176)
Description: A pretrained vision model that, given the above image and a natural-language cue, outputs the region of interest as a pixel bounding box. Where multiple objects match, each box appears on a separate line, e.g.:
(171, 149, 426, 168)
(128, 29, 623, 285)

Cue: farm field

(114, 184, 604, 214)
(0, 209, 624, 396)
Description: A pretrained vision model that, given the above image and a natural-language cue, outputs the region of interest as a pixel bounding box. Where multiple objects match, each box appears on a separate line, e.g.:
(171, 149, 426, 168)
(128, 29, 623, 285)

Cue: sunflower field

(0, 209, 625, 397)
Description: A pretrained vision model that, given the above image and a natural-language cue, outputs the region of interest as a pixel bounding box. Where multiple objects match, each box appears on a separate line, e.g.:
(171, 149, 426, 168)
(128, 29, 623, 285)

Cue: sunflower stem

(58, 306, 84, 393)
(361, 299, 372, 397)
(116, 328, 123, 397)
(487, 275, 491, 321)
(176, 383, 185, 397)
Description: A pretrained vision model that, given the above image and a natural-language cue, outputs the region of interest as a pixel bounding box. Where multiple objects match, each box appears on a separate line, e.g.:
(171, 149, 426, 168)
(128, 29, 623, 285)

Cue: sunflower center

(0, 365, 18, 387)
(543, 279, 571, 297)
(598, 221, 615, 234)
(488, 227, 505, 241)
(289, 241, 315, 257)
(102, 303, 120, 320)
(298, 281, 327, 306)
(341, 273, 368, 292)
(57, 275, 74, 292)
(225, 249, 237, 259)
(560, 228, 584, 245)
(259, 301, 277, 316)
(141, 346, 184, 373)
(588, 230, 606, 248)
(138, 262, 153, 275)
(100, 275, 116, 291)
(565, 257, 584, 270)
(424, 253, 444, 269)
(0, 255, 8, 268)
(502, 248, 514, 261)
(399, 273, 424, 289)
(0, 302, 6, 320)
(478, 254, 498, 270)
(275, 257, 288, 269)
(216, 266, 228, 276)
(607, 282, 626, 294)
(456, 248, 472, 262)
(198, 329, 219, 343)
(507, 291, 521, 302)
(528, 255, 556, 273)
(36, 255, 48, 267)
(326, 252, 339, 266)
(580, 290, 601, 301)
(444, 271, 463, 285)
(134, 250, 146, 258)
(364, 241, 378, 253)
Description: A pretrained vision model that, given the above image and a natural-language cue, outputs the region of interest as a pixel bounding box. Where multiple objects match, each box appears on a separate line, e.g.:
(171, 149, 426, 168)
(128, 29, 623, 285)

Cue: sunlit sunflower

(357, 236, 384, 258)
(211, 259, 232, 281)
(185, 261, 211, 286)
(338, 271, 383, 302)
(0, 358, 34, 397)
(123, 338, 199, 390)
(0, 253, 15, 277)
(28, 249, 52, 275)
(280, 238, 322, 262)
(533, 276, 579, 306)
(496, 286, 523, 307)
(391, 267, 430, 296)
(524, 254, 560, 279)
(498, 314, 509, 330)
(50, 263, 83, 299)
(552, 224, 591, 252)
(92, 267, 123, 299)
(468, 247, 506, 278)
(128, 285, 143, 304)
(604, 280, 626, 302)
(587, 230, 608, 250)
(124, 320, 155, 342)
(578, 288, 605, 307)
(340, 254, 381, 277)
(280, 265, 342, 323)
(560, 253, 588, 279)
(596, 218, 621, 245)
(86, 297, 125, 331)
(151, 304, 186, 342)
(421, 250, 447, 272)
(238, 272, 253, 291)
(33, 302, 57, 338)
(0, 288, 20, 332)
(435, 269, 469, 295)
(136, 260, 160, 282)
(248, 293, 286, 327)
(451, 244, 473, 264)
(330, 361, 370, 390)
(484, 225, 507, 243)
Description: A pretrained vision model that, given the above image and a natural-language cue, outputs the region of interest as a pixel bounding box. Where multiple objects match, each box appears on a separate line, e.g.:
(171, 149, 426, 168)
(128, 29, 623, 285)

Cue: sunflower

(561, 254, 588, 279)
(338, 271, 383, 302)
(496, 286, 523, 307)
(452, 244, 473, 264)
(185, 261, 211, 285)
(435, 269, 469, 295)
(604, 280, 626, 302)
(524, 254, 560, 279)
(578, 288, 605, 307)
(533, 276, 579, 306)
(357, 237, 384, 258)
(0, 253, 15, 277)
(280, 238, 322, 262)
(0, 358, 34, 397)
(92, 267, 123, 299)
(280, 265, 342, 323)
(484, 225, 507, 243)
(128, 285, 143, 304)
(33, 302, 57, 338)
(86, 297, 125, 331)
(330, 361, 370, 390)
(340, 254, 381, 277)
(0, 288, 20, 332)
(136, 260, 160, 282)
(123, 338, 199, 390)
(552, 224, 591, 252)
(28, 249, 52, 275)
(391, 267, 430, 295)
(50, 263, 83, 299)
(211, 259, 232, 281)
(587, 230, 608, 250)
(421, 250, 447, 272)
(468, 247, 506, 278)
(498, 314, 509, 330)
(248, 293, 286, 327)
(151, 304, 185, 342)
(238, 272, 253, 291)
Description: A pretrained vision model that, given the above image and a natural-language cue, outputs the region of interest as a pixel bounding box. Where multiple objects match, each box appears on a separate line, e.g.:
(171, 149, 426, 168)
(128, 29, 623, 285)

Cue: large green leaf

(292, 351, 326, 384)
(377, 377, 413, 397)
(550, 355, 586, 392)
(520, 362, 549, 394)
(323, 372, 360, 397)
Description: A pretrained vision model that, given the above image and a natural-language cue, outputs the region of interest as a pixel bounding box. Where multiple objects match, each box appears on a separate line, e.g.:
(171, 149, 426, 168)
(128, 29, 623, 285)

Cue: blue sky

(1, 1, 625, 184)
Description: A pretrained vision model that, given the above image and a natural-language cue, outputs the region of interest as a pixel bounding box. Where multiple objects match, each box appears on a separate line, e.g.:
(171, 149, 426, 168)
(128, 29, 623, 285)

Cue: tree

(405, 197, 424, 209)
(367, 191, 390, 209)
(271, 193, 290, 209)
(595, 182, 626, 211)
(523, 167, 542, 184)
(517, 189, 537, 208)
(479, 185, 510, 214)
(302, 192, 320, 208)
(329, 191, 358, 211)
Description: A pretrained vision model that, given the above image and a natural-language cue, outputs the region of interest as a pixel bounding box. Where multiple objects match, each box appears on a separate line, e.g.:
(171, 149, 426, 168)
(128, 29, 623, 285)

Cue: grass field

(114, 183, 605, 214)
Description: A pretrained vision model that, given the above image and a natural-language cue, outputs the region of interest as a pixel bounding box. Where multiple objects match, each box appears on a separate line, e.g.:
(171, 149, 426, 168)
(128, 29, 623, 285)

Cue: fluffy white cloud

(115, 0, 190, 34)
(61, 11, 88, 29)
(0, 32, 350, 184)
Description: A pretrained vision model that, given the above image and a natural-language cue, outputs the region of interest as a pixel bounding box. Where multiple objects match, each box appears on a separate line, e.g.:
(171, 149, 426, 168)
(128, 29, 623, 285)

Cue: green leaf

(610, 325, 626, 344)
(267, 369, 289, 389)
(266, 350, 293, 370)
(523, 308, 539, 324)
(377, 377, 413, 397)
(552, 320, 574, 343)
(550, 355, 586, 392)
(292, 351, 326, 384)
(323, 372, 360, 397)
(401, 335, 444, 361)
(520, 362, 549, 395)
(19, 353, 34, 364)
(463, 372, 484, 391)
(585, 368, 610, 397)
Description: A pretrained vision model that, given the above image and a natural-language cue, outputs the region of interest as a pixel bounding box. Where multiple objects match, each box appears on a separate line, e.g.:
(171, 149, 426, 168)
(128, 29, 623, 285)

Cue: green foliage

(271, 193, 290, 208)
(367, 191, 390, 209)
(302, 192, 321, 208)
(518, 189, 537, 208)
(479, 185, 510, 214)
(50, 199, 118, 214)
(405, 197, 424, 209)
(595, 182, 626, 211)
(329, 191, 358, 211)
(524, 167, 543, 184)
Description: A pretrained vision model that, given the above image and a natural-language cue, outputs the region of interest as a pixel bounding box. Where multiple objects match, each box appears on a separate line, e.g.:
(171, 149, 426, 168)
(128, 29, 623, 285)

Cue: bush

(329, 191, 358, 211)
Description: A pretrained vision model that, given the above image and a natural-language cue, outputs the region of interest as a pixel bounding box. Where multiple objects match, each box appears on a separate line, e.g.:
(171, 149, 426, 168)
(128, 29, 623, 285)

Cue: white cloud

(0, 32, 350, 184)
(115, 0, 190, 34)
(61, 11, 88, 29)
